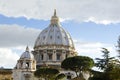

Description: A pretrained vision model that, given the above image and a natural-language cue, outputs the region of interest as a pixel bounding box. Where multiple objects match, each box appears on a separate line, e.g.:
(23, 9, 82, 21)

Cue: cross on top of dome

(54, 9, 56, 16)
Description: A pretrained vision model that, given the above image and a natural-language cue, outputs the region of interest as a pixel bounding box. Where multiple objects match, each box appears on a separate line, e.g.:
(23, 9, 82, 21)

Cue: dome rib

(58, 25, 65, 45)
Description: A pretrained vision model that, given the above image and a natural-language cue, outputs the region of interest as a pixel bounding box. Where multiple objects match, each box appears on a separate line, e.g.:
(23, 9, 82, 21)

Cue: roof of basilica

(34, 10, 75, 49)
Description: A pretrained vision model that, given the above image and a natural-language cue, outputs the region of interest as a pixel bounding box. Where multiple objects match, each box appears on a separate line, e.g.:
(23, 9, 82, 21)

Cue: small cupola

(20, 46, 34, 60)
(15, 46, 36, 71)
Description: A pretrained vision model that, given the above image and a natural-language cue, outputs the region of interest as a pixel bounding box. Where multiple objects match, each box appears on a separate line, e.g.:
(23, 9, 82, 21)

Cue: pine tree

(95, 48, 114, 71)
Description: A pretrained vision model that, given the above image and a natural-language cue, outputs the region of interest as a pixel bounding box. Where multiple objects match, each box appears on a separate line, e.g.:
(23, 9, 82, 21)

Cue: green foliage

(89, 70, 104, 80)
(55, 73, 66, 80)
(106, 61, 120, 80)
(93, 48, 120, 80)
(117, 36, 120, 58)
(34, 68, 60, 80)
(61, 56, 94, 77)
(61, 56, 94, 71)
(95, 48, 114, 71)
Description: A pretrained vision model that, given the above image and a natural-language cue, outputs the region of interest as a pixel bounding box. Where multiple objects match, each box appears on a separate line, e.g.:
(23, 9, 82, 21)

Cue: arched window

(36, 54, 39, 63)
(47, 50, 53, 60)
(26, 62, 29, 68)
(50, 36, 52, 39)
(66, 54, 68, 58)
(43, 36, 45, 40)
(41, 54, 43, 60)
(20, 62, 23, 68)
(48, 54, 52, 60)
(57, 36, 60, 39)
(57, 54, 61, 60)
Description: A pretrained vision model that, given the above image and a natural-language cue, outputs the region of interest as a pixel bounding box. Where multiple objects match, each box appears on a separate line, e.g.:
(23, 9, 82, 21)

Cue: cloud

(0, 24, 41, 68)
(74, 40, 117, 59)
(0, 0, 120, 24)
(85, 16, 120, 25)
(0, 24, 40, 47)
(0, 48, 19, 68)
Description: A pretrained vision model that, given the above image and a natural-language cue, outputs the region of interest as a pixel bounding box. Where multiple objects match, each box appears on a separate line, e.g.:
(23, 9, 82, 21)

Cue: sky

(0, 0, 120, 68)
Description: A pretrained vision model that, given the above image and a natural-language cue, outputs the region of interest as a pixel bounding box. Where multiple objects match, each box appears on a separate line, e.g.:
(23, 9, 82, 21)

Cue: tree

(95, 48, 114, 71)
(61, 56, 94, 78)
(89, 70, 104, 80)
(94, 48, 120, 80)
(91, 62, 120, 80)
(117, 36, 120, 59)
(34, 68, 60, 80)
(106, 59, 120, 80)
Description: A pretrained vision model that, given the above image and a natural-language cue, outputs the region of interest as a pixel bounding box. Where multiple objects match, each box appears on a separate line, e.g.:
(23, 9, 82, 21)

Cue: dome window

(50, 36, 52, 39)
(64, 37, 66, 39)
(51, 29, 54, 32)
(43, 36, 45, 40)
(38, 37, 40, 39)
(57, 36, 60, 39)
(20, 62, 23, 68)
